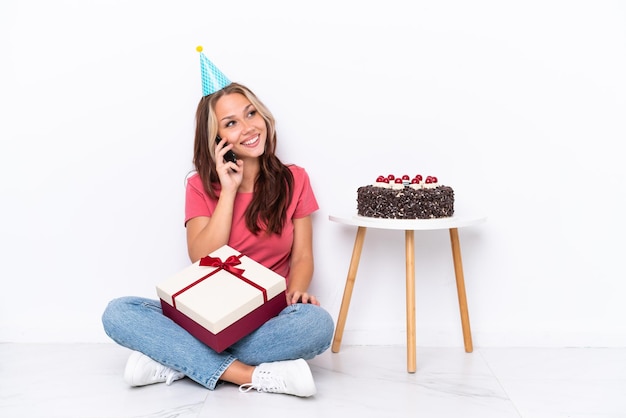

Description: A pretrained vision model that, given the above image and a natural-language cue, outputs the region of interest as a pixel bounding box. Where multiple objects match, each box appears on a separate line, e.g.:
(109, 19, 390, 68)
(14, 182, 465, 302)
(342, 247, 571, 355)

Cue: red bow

(199, 255, 245, 276)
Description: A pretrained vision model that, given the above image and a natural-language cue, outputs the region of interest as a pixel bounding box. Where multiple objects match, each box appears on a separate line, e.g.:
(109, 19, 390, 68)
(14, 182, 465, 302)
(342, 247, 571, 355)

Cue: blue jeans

(101, 296, 334, 390)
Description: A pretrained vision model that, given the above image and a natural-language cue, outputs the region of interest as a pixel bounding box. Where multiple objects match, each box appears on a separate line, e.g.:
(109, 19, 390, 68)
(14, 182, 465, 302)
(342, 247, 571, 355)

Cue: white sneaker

(239, 358, 316, 397)
(123, 351, 185, 387)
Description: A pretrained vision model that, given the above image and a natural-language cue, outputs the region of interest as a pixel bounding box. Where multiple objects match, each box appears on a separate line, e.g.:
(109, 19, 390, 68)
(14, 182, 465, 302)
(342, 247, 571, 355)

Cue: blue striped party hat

(197, 46, 231, 96)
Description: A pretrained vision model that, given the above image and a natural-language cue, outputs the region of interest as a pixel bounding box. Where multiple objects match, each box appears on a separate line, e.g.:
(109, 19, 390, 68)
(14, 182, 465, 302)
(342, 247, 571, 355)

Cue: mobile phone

(216, 136, 237, 164)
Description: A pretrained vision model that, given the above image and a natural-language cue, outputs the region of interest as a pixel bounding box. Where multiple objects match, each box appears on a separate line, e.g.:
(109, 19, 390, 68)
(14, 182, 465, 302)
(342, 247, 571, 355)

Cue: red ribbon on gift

(171, 253, 268, 308)
(199, 254, 245, 275)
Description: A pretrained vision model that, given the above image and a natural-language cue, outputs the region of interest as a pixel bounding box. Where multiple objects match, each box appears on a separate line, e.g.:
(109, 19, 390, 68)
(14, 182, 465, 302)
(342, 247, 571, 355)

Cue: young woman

(101, 80, 334, 397)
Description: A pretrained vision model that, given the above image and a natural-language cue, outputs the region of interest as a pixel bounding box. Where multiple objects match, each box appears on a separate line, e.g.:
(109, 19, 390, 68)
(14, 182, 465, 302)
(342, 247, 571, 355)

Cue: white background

(1, 0, 625, 347)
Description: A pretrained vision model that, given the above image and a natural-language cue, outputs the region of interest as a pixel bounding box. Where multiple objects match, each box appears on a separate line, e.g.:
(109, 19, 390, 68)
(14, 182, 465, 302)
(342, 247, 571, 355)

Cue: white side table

(329, 213, 487, 373)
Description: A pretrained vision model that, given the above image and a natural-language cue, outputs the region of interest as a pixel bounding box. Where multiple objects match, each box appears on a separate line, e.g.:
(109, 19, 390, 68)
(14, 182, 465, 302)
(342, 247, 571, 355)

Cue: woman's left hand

(286, 291, 320, 306)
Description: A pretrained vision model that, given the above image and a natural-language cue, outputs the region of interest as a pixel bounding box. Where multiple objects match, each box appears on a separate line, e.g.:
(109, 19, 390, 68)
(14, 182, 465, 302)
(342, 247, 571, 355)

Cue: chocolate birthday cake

(357, 174, 454, 219)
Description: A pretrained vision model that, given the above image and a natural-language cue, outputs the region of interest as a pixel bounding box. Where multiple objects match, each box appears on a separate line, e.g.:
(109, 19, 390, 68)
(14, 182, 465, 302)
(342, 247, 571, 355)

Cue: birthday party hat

(197, 46, 231, 96)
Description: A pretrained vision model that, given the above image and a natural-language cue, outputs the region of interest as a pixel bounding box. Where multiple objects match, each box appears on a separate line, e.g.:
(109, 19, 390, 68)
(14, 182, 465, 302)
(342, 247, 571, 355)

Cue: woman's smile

(241, 134, 260, 147)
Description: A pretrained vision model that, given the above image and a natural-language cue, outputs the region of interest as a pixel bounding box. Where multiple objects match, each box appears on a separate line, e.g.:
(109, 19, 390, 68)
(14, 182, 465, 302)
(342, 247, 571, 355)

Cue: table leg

(405, 230, 416, 373)
(449, 227, 474, 353)
(331, 226, 367, 353)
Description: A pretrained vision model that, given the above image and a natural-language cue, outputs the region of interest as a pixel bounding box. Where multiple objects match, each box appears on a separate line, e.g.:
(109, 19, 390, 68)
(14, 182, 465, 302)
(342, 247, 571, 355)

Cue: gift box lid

(156, 245, 286, 334)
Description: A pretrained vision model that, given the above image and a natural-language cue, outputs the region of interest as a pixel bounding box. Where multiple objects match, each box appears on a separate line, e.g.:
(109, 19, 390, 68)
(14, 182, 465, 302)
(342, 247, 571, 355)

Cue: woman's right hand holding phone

(215, 139, 243, 194)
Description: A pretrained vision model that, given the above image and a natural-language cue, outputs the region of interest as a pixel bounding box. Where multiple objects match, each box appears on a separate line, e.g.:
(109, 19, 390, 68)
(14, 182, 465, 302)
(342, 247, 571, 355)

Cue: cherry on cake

(357, 174, 454, 219)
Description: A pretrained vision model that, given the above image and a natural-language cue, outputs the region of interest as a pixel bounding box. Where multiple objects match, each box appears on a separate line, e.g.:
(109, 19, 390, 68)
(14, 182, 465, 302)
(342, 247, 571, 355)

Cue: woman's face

(214, 92, 267, 160)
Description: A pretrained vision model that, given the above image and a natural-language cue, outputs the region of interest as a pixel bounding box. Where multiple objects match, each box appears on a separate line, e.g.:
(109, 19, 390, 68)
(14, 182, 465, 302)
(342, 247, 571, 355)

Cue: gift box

(156, 245, 287, 352)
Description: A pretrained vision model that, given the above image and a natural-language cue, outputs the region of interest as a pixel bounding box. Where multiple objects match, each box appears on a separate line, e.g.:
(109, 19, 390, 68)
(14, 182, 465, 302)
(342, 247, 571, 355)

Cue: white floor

(1, 343, 625, 418)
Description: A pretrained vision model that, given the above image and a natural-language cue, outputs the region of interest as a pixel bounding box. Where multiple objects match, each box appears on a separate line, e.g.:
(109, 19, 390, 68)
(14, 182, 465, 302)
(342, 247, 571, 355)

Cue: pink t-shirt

(185, 164, 319, 280)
